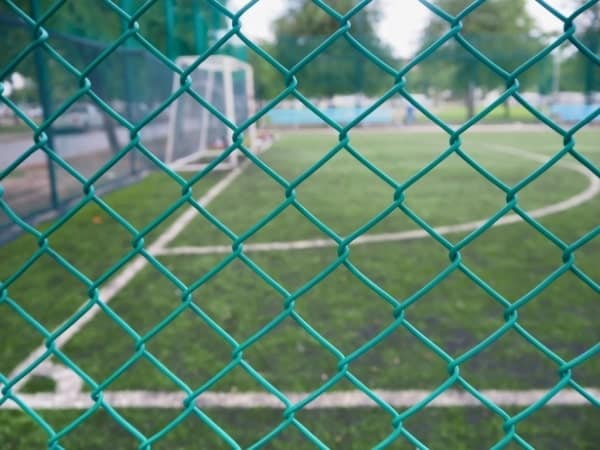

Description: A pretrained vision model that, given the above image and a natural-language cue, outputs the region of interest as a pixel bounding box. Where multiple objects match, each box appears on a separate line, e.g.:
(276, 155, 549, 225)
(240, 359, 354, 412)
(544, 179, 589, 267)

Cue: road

(0, 122, 169, 170)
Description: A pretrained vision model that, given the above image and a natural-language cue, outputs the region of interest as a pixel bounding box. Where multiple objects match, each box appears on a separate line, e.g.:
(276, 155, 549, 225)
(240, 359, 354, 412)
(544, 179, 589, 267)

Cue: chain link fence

(1, 0, 599, 449)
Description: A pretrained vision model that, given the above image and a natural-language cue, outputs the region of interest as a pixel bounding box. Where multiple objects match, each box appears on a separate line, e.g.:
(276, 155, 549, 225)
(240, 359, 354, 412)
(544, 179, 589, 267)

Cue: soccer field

(1, 128, 599, 449)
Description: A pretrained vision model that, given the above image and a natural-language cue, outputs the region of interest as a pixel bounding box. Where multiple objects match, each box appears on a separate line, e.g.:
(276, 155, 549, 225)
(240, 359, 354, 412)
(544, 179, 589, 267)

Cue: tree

(558, 3, 599, 103)
(256, 0, 398, 99)
(417, 0, 544, 118)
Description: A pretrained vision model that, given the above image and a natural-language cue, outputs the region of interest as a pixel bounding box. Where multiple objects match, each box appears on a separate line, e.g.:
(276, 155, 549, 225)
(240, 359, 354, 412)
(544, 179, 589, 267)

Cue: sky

(228, 0, 577, 58)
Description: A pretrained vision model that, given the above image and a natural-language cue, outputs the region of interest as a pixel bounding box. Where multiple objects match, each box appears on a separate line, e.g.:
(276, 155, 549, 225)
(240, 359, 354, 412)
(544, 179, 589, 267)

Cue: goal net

(165, 55, 256, 171)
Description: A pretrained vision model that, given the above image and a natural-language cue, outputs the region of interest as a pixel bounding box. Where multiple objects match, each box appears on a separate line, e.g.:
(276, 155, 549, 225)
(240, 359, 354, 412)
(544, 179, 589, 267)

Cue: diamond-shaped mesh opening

(460, 218, 564, 299)
(0, 409, 58, 448)
(43, 202, 134, 279)
(89, 39, 174, 125)
(241, 203, 335, 244)
(516, 153, 593, 212)
(294, 381, 395, 448)
(42, 0, 123, 43)
(506, 404, 600, 450)
(50, 103, 130, 175)
(5, 251, 91, 331)
(407, 36, 504, 95)
(61, 305, 137, 386)
(460, 328, 560, 390)
(0, 296, 49, 374)
(0, 159, 53, 224)
(518, 271, 600, 363)
(348, 324, 449, 391)
(573, 128, 600, 168)
(242, 316, 339, 392)
(294, 264, 394, 354)
(247, 245, 339, 293)
(295, 36, 397, 100)
(571, 232, 599, 279)
(174, 255, 283, 340)
(406, 269, 506, 357)
(20, 373, 56, 393)
(147, 410, 240, 450)
(349, 238, 450, 301)
(403, 151, 507, 232)
(459, 2, 549, 72)
(138, 307, 234, 390)
(296, 149, 396, 236)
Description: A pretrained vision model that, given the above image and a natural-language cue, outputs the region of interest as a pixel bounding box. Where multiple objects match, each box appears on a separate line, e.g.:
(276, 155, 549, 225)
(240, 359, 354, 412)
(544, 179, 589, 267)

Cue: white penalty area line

(8, 148, 264, 392)
(156, 146, 600, 257)
(2, 388, 598, 410)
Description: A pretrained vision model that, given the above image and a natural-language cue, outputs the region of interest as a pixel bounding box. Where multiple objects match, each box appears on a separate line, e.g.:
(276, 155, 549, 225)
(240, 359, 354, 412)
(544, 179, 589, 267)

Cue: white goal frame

(165, 54, 257, 171)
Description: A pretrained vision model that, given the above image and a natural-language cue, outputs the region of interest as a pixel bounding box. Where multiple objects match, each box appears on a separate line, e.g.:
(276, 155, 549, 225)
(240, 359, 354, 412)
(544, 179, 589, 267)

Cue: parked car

(52, 103, 103, 132)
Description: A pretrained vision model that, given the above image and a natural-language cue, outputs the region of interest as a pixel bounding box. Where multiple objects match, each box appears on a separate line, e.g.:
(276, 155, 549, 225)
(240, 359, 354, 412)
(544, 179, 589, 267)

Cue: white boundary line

(8, 148, 264, 392)
(2, 388, 598, 410)
(156, 146, 600, 256)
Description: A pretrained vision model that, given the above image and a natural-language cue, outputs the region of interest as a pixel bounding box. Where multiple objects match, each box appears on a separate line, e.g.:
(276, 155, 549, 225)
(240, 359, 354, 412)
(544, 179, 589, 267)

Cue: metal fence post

(30, 0, 59, 211)
(192, 0, 207, 54)
(120, 0, 138, 175)
(163, 0, 176, 60)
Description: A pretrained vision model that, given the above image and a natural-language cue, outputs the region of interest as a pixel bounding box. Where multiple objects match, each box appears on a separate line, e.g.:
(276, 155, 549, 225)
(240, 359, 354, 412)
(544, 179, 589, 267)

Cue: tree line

(1, 0, 598, 120)
(250, 0, 599, 117)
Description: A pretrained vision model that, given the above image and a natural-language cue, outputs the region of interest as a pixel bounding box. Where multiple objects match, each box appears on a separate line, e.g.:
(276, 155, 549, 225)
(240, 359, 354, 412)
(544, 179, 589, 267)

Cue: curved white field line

(3, 388, 599, 410)
(158, 146, 600, 256)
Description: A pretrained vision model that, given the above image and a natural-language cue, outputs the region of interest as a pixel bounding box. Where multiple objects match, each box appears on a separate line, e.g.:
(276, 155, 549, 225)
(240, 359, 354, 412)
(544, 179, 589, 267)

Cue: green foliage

(249, 42, 287, 100)
(414, 0, 546, 117)
(559, 4, 600, 98)
(0, 0, 227, 92)
(254, 0, 398, 98)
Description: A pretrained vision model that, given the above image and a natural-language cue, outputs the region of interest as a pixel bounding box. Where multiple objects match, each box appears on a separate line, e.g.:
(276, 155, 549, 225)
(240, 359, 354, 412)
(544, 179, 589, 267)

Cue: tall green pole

(163, 0, 176, 59)
(120, 0, 138, 175)
(30, 0, 59, 210)
(192, 0, 207, 54)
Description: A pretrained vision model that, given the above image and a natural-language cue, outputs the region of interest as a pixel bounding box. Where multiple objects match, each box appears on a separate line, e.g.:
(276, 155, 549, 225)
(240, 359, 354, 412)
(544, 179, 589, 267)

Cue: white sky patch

(10, 72, 26, 89)
(229, 0, 577, 58)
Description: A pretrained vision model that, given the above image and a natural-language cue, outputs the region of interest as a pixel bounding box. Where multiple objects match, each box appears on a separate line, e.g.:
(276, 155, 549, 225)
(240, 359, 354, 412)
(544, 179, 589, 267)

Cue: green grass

(21, 376, 56, 394)
(1, 406, 598, 449)
(0, 169, 222, 374)
(1, 128, 598, 448)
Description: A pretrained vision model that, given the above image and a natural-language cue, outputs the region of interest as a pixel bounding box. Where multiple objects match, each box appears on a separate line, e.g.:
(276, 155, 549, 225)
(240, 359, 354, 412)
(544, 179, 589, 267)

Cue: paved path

(0, 123, 167, 170)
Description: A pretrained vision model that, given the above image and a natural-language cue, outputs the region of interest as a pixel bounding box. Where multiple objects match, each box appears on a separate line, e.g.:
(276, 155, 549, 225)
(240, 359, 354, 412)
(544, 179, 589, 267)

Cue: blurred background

(1, 0, 598, 239)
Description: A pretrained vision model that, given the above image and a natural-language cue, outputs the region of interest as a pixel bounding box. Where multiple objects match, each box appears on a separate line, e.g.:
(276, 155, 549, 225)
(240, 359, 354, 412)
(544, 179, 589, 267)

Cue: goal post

(165, 54, 257, 171)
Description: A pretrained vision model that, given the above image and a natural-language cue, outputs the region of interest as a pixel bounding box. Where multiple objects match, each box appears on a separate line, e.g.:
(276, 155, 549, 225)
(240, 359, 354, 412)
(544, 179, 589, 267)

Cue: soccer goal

(165, 54, 256, 171)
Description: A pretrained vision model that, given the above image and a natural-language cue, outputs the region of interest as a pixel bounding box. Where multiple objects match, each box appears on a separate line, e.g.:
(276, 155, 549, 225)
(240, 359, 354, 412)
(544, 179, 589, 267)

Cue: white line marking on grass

(2, 388, 598, 410)
(9, 153, 260, 393)
(156, 146, 600, 256)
